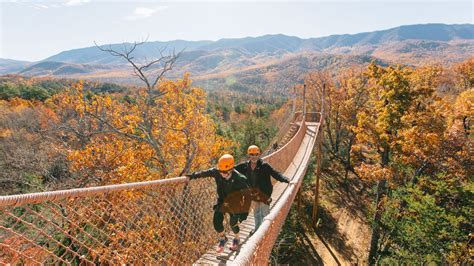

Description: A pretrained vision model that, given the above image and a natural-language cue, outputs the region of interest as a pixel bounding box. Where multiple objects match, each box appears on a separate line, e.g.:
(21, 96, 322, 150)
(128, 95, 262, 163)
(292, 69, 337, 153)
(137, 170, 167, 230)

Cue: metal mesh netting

(0, 178, 217, 264)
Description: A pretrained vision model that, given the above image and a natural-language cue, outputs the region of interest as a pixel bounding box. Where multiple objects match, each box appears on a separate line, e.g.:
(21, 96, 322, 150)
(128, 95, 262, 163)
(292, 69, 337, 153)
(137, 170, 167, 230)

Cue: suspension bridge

(0, 111, 322, 265)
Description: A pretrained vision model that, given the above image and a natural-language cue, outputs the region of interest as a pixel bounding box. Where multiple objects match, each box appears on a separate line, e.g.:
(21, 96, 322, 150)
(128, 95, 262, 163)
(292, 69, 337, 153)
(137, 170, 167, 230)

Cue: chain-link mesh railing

(0, 177, 218, 264)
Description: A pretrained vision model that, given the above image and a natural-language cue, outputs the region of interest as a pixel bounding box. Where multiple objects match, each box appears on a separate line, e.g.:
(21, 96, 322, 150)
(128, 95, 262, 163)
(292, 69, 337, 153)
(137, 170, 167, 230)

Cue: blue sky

(1, 0, 472, 61)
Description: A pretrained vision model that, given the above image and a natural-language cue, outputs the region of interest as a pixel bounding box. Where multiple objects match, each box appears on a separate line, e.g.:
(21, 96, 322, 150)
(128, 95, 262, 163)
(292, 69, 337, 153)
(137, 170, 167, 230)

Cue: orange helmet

(217, 154, 234, 171)
(247, 145, 260, 155)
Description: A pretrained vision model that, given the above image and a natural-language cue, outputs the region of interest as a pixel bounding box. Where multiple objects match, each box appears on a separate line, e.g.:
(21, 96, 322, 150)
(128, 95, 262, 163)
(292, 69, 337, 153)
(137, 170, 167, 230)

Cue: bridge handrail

(0, 177, 189, 207)
(233, 113, 319, 264)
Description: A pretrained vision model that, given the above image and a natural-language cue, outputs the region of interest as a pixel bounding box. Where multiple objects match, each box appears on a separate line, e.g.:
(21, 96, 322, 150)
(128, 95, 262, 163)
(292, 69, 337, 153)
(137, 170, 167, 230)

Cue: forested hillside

(282, 57, 472, 264)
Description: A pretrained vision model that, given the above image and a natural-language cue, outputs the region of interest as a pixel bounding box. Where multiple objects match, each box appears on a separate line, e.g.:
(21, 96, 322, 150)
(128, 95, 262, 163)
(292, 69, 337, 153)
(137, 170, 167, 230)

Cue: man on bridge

(187, 154, 252, 252)
(235, 145, 290, 233)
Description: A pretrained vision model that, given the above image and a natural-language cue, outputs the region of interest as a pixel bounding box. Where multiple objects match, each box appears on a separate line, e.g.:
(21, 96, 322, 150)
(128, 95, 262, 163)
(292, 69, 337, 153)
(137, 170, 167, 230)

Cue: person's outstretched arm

(265, 163, 290, 183)
(186, 168, 216, 180)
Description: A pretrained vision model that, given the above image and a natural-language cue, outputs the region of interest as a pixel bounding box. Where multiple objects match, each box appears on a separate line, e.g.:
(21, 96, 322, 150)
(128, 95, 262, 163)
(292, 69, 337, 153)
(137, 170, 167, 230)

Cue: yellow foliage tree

(395, 65, 447, 183)
(453, 57, 474, 90)
(53, 76, 233, 185)
(51, 43, 234, 185)
(305, 68, 368, 180)
(352, 62, 415, 263)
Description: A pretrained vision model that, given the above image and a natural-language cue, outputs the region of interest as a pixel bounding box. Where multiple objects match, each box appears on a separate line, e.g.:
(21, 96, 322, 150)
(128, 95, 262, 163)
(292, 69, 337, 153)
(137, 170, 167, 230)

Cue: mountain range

(1, 23, 473, 91)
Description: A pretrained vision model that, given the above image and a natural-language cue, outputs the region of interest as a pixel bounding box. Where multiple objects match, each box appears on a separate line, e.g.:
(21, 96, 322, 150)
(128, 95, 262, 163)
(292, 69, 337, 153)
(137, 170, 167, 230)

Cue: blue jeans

(253, 201, 270, 230)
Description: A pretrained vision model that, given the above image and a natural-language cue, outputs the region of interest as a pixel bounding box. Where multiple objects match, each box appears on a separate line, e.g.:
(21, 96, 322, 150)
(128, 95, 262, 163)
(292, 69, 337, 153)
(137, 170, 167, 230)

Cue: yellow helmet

(217, 154, 234, 171)
(247, 145, 260, 155)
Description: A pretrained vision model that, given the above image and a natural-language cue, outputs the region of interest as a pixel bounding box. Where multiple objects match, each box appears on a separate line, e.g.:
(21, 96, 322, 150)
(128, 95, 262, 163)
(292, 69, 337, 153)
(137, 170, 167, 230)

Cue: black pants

(213, 211, 248, 234)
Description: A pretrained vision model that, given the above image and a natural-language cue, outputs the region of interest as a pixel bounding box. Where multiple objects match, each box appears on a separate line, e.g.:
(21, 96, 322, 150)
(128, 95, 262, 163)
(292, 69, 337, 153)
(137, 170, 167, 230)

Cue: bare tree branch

(91, 40, 187, 175)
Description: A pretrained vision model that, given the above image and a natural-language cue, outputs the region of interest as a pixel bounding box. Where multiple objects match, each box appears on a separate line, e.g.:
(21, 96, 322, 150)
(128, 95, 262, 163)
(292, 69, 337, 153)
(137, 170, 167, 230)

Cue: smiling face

(219, 169, 232, 179)
(217, 154, 234, 176)
(247, 145, 260, 163)
(248, 152, 260, 163)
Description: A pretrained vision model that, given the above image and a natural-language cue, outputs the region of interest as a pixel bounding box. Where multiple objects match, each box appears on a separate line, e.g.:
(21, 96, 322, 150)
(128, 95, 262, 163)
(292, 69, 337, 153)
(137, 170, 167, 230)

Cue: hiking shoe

(230, 238, 240, 251)
(216, 237, 228, 253)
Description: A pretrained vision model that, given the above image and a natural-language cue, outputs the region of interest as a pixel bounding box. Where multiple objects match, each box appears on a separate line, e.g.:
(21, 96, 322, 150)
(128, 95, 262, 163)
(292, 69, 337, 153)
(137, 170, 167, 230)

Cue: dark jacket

(235, 159, 290, 203)
(188, 168, 252, 214)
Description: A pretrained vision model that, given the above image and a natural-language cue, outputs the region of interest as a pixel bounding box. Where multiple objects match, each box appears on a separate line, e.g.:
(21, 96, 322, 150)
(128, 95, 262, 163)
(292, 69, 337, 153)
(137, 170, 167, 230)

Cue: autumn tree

(395, 65, 446, 184)
(0, 98, 67, 194)
(379, 87, 472, 264)
(453, 57, 474, 90)
(291, 58, 471, 263)
(51, 42, 234, 185)
(352, 60, 472, 263)
(352, 62, 415, 264)
(305, 68, 368, 181)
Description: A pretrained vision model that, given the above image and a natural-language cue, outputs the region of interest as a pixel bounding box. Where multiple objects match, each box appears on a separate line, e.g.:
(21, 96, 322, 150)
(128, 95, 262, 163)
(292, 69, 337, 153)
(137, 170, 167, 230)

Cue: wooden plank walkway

(194, 122, 320, 265)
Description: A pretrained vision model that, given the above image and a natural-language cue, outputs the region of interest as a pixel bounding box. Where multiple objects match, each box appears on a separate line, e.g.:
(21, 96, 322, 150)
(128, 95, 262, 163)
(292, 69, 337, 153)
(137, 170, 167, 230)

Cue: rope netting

(0, 112, 321, 265)
(0, 178, 217, 264)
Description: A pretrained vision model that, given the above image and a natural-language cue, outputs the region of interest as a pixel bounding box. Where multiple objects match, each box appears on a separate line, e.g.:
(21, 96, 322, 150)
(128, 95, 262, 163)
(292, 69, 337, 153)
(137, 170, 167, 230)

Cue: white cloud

(124, 6, 168, 21)
(15, 0, 90, 9)
(30, 3, 50, 9)
(64, 0, 90, 6)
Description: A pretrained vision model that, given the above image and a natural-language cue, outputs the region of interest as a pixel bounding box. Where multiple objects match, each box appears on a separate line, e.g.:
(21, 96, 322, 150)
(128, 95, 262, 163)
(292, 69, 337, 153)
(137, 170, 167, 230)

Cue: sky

(0, 0, 472, 62)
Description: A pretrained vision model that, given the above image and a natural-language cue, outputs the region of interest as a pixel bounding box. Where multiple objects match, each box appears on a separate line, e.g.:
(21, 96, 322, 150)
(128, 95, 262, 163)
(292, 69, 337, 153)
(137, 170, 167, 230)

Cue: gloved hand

(185, 173, 196, 179)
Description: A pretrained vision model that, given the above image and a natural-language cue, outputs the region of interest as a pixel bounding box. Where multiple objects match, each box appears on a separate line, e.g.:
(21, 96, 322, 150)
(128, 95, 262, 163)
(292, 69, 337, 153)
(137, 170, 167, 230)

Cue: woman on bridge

(187, 154, 252, 252)
(235, 145, 290, 233)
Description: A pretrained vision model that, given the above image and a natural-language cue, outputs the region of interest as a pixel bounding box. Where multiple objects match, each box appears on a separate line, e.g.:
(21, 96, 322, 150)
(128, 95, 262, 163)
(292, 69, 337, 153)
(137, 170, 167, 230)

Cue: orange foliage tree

(50, 42, 234, 185)
(453, 57, 474, 90)
(352, 62, 415, 263)
(305, 68, 368, 180)
(51, 76, 232, 185)
(352, 60, 472, 263)
(0, 98, 67, 194)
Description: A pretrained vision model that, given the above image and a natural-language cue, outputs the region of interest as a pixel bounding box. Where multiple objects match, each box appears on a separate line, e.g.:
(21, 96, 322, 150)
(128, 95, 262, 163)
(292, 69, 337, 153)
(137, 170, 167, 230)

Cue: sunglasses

(248, 153, 259, 156)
